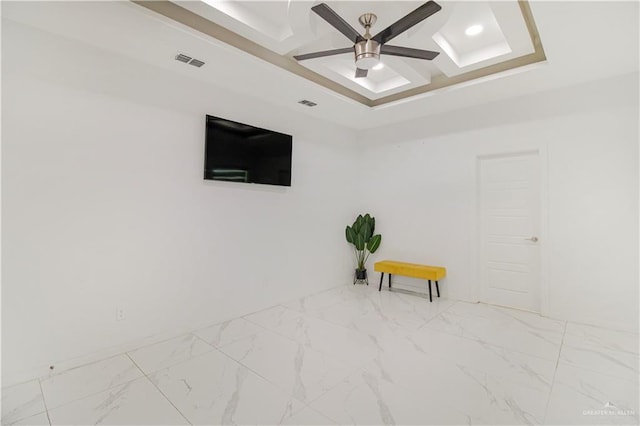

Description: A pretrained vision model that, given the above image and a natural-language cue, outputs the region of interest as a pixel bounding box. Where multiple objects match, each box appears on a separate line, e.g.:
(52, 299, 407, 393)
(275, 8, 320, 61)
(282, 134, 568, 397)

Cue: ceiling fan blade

(372, 1, 441, 45)
(294, 47, 353, 61)
(312, 3, 364, 44)
(381, 45, 439, 60)
(355, 68, 368, 78)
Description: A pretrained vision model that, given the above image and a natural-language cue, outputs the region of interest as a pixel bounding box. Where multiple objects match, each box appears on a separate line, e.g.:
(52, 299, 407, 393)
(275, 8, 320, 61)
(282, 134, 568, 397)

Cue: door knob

(525, 236, 539, 242)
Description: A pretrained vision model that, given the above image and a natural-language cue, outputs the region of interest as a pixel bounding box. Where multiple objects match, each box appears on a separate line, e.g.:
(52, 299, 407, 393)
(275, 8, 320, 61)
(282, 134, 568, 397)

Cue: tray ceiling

(135, 1, 546, 107)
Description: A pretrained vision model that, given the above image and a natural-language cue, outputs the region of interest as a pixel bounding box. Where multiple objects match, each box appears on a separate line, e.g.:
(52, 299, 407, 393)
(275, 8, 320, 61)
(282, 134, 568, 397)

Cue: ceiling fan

(294, 1, 442, 78)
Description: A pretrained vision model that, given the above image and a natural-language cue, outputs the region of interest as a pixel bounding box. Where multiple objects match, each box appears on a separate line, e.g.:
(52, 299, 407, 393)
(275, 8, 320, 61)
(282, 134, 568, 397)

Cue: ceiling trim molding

(132, 0, 372, 106)
(132, 1, 546, 108)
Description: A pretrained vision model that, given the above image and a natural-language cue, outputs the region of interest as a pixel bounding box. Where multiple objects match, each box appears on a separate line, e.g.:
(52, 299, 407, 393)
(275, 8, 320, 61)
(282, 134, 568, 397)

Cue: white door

(478, 151, 541, 312)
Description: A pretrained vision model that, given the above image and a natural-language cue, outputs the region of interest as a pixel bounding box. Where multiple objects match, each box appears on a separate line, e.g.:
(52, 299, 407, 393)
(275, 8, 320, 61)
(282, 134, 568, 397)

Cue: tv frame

(204, 115, 293, 187)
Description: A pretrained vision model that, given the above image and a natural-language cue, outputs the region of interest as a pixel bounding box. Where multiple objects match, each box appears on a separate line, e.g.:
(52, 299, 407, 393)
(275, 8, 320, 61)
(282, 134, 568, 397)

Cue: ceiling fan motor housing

(355, 39, 380, 69)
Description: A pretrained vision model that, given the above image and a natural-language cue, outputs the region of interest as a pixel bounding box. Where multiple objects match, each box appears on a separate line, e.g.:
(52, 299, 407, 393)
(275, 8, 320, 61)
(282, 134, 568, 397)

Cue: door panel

(479, 152, 541, 312)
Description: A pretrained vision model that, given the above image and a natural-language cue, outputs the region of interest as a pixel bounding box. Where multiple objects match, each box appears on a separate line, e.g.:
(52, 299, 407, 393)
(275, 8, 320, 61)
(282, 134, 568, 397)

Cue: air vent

(188, 59, 205, 68)
(298, 100, 318, 107)
(175, 53, 191, 63)
(175, 53, 205, 68)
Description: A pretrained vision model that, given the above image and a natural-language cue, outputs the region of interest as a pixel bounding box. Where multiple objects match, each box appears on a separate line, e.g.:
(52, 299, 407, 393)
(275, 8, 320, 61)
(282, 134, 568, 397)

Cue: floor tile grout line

(125, 333, 219, 378)
(36, 378, 52, 426)
(33, 362, 147, 415)
(542, 320, 568, 423)
(210, 328, 361, 409)
(37, 351, 130, 385)
(240, 303, 300, 325)
(157, 330, 311, 408)
(413, 299, 459, 333)
(432, 307, 567, 334)
(241, 307, 299, 330)
(124, 352, 193, 426)
(547, 353, 640, 384)
(3, 380, 51, 426)
(417, 319, 563, 364)
(412, 318, 558, 358)
(197, 314, 373, 389)
(208, 344, 319, 414)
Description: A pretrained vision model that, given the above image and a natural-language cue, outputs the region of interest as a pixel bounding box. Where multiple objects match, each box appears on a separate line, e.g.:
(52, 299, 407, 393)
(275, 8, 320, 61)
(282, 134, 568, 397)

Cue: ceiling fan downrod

(355, 13, 380, 70)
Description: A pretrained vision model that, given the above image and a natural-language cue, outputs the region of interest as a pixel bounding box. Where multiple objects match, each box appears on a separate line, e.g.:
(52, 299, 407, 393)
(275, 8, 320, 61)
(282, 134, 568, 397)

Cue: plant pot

(353, 268, 368, 285)
(355, 269, 367, 280)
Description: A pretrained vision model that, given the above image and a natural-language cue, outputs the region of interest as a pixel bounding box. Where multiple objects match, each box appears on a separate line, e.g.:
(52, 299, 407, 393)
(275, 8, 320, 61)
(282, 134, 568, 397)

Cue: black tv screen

(204, 115, 292, 187)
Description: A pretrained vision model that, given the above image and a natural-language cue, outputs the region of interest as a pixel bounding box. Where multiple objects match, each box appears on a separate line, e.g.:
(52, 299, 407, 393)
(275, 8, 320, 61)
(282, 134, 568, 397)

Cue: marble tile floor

(2, 284, 639, 425)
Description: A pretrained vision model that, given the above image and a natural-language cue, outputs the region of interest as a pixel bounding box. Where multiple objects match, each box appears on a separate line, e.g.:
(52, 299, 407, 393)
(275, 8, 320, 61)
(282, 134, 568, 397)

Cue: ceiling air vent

(188, 59, 205, 68)
(175, 53, 205, 68)
(175, 53, 191, 63)
(298, 100, 318, 107)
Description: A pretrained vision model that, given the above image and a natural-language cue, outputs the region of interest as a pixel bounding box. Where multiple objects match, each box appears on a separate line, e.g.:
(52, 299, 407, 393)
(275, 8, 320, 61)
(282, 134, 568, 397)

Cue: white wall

(1, 20, 360, 385)
(360, 72, 639, 333)
(3, 12, 638, 388)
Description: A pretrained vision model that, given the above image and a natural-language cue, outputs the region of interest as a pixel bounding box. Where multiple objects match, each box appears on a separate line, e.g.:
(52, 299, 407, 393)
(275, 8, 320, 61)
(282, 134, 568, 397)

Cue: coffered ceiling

(2, 1, 637, 129)
(137, 1, 545, 107)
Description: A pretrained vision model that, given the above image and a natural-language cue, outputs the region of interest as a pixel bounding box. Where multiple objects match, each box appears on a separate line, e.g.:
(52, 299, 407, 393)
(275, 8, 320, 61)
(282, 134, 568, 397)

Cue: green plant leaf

(367, 234, 382, 253)
(361, 222, 372, 242)
(355, 233, 365, 251)
(345, 226, 355, 244)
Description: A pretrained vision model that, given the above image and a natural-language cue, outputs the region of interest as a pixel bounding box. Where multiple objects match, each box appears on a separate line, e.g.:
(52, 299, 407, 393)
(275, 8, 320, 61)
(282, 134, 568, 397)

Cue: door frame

(471, 147, 549, 316)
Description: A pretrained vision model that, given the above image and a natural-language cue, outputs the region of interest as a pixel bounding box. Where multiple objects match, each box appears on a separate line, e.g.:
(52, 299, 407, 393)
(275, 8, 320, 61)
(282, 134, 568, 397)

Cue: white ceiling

(175, 1, 536, 101)
(2, 1, 638, 130)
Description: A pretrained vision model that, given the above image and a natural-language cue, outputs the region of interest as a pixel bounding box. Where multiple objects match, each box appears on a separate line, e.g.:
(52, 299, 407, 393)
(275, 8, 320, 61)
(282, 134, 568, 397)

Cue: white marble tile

(545, 363, 639, 425)
(219, 329, 356, 403)
(565, 322, 639, 355)
(150, 350, 303, 425)
(7, 411, 50, 426)
(193, 318, 264, 348)
(304, 296, 417, 340)
(560, 343, 639, 382)
(279, 405, 337, 425)
(1, 380, 47, 425)
(434, 363, 550, 425)
(424, 311, 563, 360)
(127, 333, 213, 374)
(447, 301, 566, 333)
(408, 327, 557, 391)
(375, 290, 456, 326)
(40, 354, 143, 410)
(47, 377, 187, 425)
(310, 369, 471, 425)
(283, 286, 362, 314)
(269, 314, 381, 367)
(243, 305, 302, 331)
(360, 337, 550, 425)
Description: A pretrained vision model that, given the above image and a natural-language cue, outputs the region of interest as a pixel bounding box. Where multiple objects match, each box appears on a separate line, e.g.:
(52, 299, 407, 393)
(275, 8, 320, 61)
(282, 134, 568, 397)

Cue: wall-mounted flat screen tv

(204, 115, 292, 187)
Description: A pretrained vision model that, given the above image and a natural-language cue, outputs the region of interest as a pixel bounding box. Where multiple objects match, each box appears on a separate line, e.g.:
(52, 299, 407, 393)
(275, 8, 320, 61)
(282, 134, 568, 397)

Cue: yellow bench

(374, 260, 446, 302)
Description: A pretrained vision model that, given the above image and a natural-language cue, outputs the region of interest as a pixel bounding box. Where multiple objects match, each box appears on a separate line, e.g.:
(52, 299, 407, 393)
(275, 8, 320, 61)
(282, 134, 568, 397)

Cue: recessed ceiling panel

(140, 0, 546, 107)
(433, 2, 511, 68)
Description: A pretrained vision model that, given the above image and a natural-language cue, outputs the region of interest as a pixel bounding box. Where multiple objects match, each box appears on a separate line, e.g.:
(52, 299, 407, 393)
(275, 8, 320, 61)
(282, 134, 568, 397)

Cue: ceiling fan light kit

(294, 1, 442, 79)
(355, 39, 380, 70)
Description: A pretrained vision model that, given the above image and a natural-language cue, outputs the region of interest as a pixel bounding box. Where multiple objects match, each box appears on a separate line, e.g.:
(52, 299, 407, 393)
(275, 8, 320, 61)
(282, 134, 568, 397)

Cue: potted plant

(345, 213, 382, 284)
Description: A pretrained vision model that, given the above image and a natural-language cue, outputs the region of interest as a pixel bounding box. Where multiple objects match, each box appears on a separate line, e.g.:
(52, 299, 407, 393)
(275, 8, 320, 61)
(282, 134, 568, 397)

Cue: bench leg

(428, 280, 432, 302)
(436, 281, 440, 298)
(378, 273, 384, 291)
(389, 273, 392, 290)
